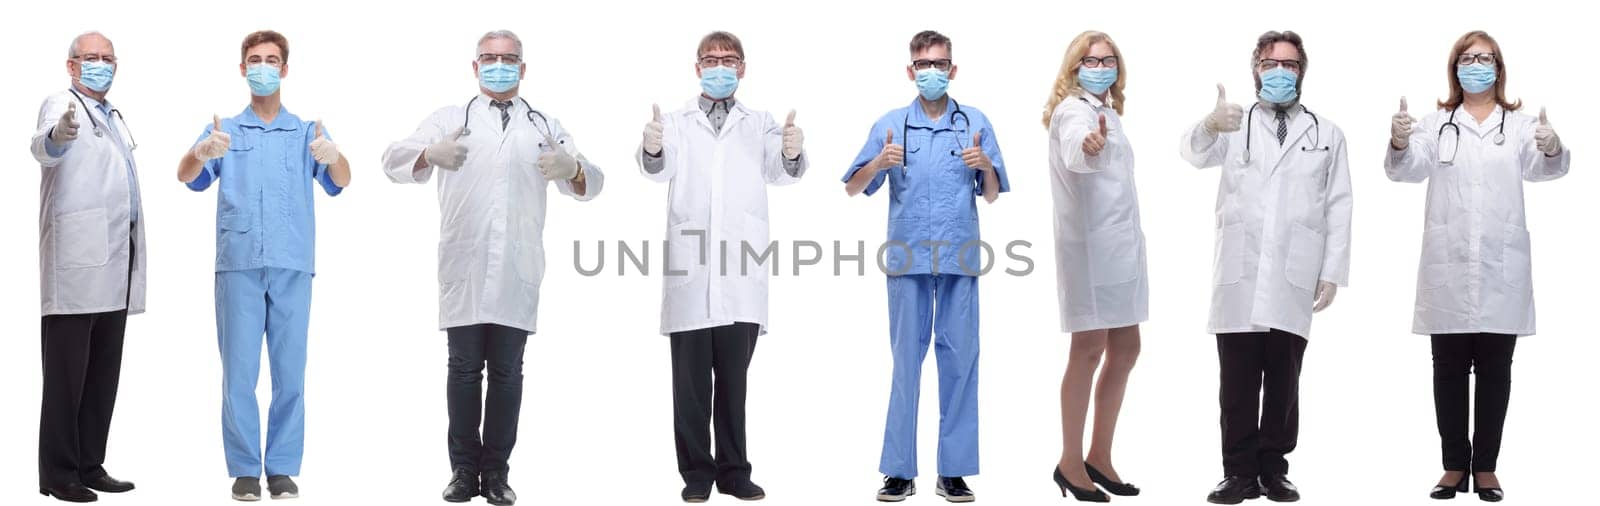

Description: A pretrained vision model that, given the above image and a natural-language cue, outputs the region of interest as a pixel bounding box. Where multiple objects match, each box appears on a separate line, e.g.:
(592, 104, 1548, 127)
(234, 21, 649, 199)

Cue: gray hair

(67, 31, 111, 58)
(477, 30, 522, 57)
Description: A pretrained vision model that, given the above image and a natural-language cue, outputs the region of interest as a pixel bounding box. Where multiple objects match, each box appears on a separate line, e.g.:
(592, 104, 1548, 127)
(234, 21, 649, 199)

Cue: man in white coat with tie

(1178, 30, 1352, 505)
(29, 31, 145, 503)
(380, 30, 604, 506)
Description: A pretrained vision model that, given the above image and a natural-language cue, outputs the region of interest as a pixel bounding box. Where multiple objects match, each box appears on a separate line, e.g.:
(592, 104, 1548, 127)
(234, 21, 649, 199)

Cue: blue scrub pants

(216, 267, 312, 478)
(879, 274, 980, 479)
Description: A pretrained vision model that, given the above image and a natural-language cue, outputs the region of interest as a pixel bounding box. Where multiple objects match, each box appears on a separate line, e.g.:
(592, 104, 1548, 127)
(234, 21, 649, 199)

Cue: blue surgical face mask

(1077, 66, 1117, 95)
(478, 62, 520, 94)
(699, 65, 739, 100)
(1456, 63, 1497, 94)
(1257, 67, 1299, 105)
(78, 61, 115, 93)
(915, 68, 949, 101)
(246, 64, 281, 96)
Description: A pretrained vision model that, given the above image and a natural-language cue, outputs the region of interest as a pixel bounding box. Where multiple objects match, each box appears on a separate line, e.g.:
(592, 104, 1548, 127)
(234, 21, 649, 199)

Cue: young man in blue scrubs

(176, 30, 350, 502)
(843, 30, 1008, 504)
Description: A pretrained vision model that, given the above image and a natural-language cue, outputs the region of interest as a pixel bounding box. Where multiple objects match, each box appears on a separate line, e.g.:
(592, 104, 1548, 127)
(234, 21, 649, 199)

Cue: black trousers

(446, 324, 528, 473)
(670, 322, 759, 486)
(39, 310, 127, 488)
(1432, 333, 1516, 472)
(1217, 329, 1307, 478)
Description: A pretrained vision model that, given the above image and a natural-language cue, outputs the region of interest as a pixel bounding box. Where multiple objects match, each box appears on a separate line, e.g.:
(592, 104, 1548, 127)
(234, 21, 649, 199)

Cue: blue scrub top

(187, 106, 343, 274)
(843, 96, 1009, 276)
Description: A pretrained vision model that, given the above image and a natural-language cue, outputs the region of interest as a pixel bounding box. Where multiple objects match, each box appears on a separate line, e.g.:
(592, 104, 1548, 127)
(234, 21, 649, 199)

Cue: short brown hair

(697, 31, 744, 59)
(909, 30, 951, 56)
(1439, 31, 1521, 111)
(241, 30, 289, 64)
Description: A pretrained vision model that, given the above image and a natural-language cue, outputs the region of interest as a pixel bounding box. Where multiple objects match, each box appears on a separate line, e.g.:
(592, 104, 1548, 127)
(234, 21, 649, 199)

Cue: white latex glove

(192, 115, 232, 161)
(1082, 113, 1108, 156)
(781, 110, 803, 160)
(1205, 83, 1244, 134)
(538, 133, 580, 181)
(962, 131, 994, 172)
(1313, 281, 1337, 313)
(1391, 97, 1416, 151)
(425, 127, 469, 170)
(870, 128, 904, 173)
(309, 120, 340, 165)
(643, 103, 664, 156)
(51, 101, 80, 144)
(1535, 107, 1561, 156)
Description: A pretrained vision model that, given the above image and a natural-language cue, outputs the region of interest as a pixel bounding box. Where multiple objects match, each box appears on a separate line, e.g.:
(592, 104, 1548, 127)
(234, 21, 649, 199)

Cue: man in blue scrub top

(843, 30, 1008, 504)
(175, 30, 350, 502)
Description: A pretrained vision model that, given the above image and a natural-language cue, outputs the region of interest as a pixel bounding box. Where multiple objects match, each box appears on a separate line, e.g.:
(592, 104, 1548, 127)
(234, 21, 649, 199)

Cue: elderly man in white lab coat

(380, 29, 603, 506)
(637, 30, 805, 503)
(29, 31, 144, 504)
(1178, 30, 1352, 505)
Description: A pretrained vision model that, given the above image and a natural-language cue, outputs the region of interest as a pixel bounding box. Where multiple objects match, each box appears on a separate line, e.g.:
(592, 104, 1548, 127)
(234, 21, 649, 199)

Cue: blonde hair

(1042, 31, 1125, 129)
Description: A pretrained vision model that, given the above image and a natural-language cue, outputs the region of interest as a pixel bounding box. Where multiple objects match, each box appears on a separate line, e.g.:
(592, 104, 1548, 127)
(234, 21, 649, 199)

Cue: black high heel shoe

(1472, 474, 1505, 502)
(1053, 466, 1109, 502)
(1429, 473, 1468, 499)
(1085, 463, 1140, 496)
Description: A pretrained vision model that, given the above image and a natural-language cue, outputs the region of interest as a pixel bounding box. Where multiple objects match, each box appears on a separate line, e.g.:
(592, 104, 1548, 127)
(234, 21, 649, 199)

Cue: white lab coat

(1179, 103, 1353, 338)
(1385, 105, 1569, 336)
(638, 98, 805, 336)
(1049, 93, 1148, 332)
(30, 90, 146, 316)
(382, 95, 604, 334)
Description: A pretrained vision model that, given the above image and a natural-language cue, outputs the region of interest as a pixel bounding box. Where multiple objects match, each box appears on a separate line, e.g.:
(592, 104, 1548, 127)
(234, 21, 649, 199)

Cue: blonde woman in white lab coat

(1044, 31, 1143, 503)
(1386, 30, 1569, 503)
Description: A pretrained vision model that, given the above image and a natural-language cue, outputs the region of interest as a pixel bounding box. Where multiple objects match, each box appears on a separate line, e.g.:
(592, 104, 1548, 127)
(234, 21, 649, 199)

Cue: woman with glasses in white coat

(1385, 30, 1569, 503)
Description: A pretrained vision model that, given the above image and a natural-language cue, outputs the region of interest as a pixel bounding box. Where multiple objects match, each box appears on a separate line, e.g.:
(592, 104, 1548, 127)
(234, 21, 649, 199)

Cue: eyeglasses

(478, 53, 522, 65)
(73, 53, 117, 65)
(1456, 52, 1497, 66)
(1080, 56, 1118, 68)
(246, 55, 284, 68)
(1256, 58, 1302, 73)
(697, 55, 743, 68)
(911, 58, 953, 72)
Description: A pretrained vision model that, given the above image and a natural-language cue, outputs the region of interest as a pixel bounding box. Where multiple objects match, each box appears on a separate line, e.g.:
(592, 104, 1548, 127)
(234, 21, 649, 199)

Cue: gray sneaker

(267, 475, 299, 500)
(232, 477, 262, 502)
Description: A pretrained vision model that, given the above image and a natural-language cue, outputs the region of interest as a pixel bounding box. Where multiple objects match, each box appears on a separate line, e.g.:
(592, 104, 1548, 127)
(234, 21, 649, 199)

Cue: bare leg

(1438, 470, 1466, 487)
(1474, 472, 1500, 488)
(1086, 324, 1141, 482)
(1058, 329, 1107, 489)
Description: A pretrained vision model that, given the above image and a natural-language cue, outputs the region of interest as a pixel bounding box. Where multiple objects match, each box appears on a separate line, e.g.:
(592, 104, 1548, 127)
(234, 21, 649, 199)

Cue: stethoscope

(459, 96, 561, 147)
(1239, 102, 1327, 164)
(68, 89, 137, 150)
(898, 98, 972, 177)
(1438, 107, 1507, 165)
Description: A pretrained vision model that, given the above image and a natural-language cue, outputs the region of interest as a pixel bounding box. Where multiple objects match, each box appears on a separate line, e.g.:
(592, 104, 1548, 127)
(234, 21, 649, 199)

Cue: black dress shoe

(935, 477, 975, 503)
(681, 481, 712, 503)
(1430, 473, 1469, 499)
(481, 471, 517, 506)
(84, 475, 135, 493)
(876, 476, 915, 502)
(1472, 476, 1505, 503)
(717, 479, 766, 501)
(1261, 475, 1299, 502)
(40, 483, 98, 503)
(1053, 466, 1109, 502)
(1085, 462, 1139, 496)
(1206, 476, 1261, 505)
(442, 468, 479, 503)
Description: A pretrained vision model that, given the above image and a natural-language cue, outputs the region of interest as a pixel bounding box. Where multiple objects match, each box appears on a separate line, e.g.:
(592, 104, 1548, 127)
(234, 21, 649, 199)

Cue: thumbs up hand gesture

(1391, 97, 1416, 151)
(425, 126, 469, 171)
(1205, 84, 1244, 134)
(962, 131, 994, 172)
(309, 120, 340, 164)
(870, 128, 905, 173)
(1083, 113, 1109, 156)
(1535, 107, 1562, 156)
(538, 132, 580, 181)
(643, 103, 665, 156)
(51, 101, 80, 144)
(781, 110, 803, 160)
(192, 115, 232, 162)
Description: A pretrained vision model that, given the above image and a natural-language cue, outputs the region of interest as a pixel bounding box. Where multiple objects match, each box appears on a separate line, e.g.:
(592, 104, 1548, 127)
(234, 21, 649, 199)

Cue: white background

(1, 0, 1593, 504)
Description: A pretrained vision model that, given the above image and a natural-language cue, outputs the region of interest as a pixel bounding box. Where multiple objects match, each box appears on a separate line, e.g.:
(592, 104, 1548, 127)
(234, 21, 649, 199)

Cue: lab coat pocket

(1502, 223, 1532, 288)
(664, 223, 701, 289)
(53, 208, 110, 270)
(516, 244, 545, 287)
(1417, 227, 1449, 290)
(1285, 223, 1325, 291)
(1088, 221, 1141, 287)
(1213, 223, 1244, 286)
(437, 241, 474, 285)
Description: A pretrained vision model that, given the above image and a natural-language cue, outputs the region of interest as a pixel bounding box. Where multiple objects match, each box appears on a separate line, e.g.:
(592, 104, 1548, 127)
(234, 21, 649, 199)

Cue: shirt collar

(906, 95, 954, 129)
(237, 104, 298, 131)
(71, 89, 109, 111)
(1077, 91, 1105, 109)
(698, 95, 736, 114)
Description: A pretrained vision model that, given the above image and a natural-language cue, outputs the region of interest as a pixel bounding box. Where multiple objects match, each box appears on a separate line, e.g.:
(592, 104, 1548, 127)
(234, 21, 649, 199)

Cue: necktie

(490, 100, 512, 130)
(1275, 110, 1288, 146)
